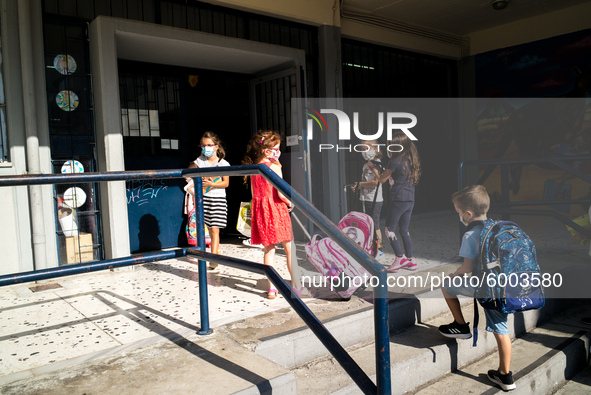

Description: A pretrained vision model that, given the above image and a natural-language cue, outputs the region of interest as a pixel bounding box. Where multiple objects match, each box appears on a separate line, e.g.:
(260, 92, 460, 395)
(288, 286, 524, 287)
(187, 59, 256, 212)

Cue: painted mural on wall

(475, 28, 591, 218)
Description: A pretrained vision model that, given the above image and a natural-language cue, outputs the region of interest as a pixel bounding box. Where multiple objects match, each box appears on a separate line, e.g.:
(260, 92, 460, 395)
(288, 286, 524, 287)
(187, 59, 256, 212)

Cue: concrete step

(245, 248, 589, 373)
(231, 263, 463, 369)
(0, 329, 298, 395)
(553, 365, 591, 394)
(2, 300, 584, 395)
(414, 318, 591, 394)
(291, 299, 580, 395)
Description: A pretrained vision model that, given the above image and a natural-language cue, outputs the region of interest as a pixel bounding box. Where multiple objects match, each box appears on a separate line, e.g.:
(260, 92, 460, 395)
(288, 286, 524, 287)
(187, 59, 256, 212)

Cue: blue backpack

(469, 219, 545, 345)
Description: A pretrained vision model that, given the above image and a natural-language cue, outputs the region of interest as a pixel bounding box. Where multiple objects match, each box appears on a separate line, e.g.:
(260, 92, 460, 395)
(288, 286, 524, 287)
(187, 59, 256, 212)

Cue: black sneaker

(487, 369, 516, 391)
(580, 316, 591, 325)
(438, 321, 472, 339)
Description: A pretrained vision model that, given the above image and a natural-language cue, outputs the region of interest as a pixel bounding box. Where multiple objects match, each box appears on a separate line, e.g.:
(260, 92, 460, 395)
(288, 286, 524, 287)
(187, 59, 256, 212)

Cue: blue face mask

(202, 147, 215, 157)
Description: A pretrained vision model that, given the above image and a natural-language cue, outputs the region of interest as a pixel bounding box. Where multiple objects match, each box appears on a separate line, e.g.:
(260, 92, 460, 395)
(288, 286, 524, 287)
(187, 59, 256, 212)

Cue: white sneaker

(376, 249, 385, 260)
(387, 255, 408, 272)
(242, 238, 264, 248)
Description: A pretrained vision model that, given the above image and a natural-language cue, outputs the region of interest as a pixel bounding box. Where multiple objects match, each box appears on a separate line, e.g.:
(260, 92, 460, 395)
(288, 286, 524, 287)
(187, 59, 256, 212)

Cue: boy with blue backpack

(438, 185, 543, 391)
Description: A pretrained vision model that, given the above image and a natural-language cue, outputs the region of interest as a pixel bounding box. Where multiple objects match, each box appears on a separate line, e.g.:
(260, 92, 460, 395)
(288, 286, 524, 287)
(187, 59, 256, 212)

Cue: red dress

(250, 162, 292, 246)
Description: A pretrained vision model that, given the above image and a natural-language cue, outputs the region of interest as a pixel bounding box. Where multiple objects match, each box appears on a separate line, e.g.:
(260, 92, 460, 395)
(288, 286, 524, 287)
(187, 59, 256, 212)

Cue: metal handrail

(459, 156, 591, 238)
(0, 164, 391, 395)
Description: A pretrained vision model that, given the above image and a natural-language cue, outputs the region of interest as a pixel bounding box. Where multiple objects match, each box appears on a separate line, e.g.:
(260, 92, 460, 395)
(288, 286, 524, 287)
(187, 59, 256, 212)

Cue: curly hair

(242, 130, 282, 183)
(242, 130, 282, 164)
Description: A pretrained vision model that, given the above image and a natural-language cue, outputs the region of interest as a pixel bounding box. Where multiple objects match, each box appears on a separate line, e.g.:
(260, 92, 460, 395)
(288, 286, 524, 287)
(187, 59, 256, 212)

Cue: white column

(89, 17, 130, 259)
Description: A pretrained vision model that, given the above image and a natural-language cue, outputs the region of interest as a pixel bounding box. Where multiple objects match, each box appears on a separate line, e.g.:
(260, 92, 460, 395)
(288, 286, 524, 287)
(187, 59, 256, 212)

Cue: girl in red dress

(243, 130, 293, 299)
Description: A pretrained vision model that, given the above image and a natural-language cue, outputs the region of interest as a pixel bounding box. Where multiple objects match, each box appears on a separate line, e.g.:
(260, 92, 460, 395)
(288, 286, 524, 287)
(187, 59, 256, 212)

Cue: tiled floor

(0, 211, 588, 383)
(0, 244, 296, 381)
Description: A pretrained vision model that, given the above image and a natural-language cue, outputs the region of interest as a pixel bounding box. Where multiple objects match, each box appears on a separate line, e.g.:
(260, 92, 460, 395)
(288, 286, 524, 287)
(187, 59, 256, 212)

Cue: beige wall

(206, 0, 339, 27)
(469, 2, 591, 55)
(340, 2, 591, 60)
(211, 0, 466, 59)
(341, 19, 464, 59)
(217, 0, 591, 61)
(172, 1, 591, 63)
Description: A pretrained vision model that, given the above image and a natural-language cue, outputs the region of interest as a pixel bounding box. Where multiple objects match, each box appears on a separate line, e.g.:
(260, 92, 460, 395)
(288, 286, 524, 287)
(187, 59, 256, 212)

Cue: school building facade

(1, 0, 590, 275)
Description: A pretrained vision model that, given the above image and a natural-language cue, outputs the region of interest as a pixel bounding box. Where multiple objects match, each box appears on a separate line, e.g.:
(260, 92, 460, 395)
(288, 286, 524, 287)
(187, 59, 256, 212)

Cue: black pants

(385, 200, 414, 257)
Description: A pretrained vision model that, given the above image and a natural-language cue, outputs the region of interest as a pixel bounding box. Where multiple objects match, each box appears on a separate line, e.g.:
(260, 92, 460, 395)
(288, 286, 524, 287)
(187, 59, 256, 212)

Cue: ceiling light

(491, 0, 509, 10)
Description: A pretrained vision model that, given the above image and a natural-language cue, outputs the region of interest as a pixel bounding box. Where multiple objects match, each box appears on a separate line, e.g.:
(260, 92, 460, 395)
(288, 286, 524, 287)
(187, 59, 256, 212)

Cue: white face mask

(362, 149, 376, 161)
(270, 150, 281, 161)
(459, 212, 469, 226)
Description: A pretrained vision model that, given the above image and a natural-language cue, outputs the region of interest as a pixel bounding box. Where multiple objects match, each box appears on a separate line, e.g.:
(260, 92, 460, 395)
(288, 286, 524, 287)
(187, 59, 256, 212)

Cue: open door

(250, 67, 310, 200)
(251, 67, 312, 290)
(250, 67, 313, 245)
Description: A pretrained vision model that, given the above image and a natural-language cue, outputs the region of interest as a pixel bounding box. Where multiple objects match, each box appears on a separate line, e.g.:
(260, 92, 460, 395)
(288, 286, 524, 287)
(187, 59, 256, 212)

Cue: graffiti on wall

(126, 179, 168, 206)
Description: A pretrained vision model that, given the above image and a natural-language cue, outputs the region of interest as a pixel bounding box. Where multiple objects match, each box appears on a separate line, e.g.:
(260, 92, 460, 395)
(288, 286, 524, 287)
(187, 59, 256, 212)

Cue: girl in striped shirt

(187, 131, 229, 268)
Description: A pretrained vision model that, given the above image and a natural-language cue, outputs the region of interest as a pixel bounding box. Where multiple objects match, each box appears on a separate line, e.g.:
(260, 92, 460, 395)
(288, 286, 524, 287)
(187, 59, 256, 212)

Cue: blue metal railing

(459, 156, 591, 239)
(0, 164, 391, 394)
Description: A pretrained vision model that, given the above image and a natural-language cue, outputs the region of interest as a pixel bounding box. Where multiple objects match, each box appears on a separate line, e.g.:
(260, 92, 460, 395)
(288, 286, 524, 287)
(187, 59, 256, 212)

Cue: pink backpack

(305, 234, 371, 298)
(305, 211, 375, 298)
(337, 211, 375, 254)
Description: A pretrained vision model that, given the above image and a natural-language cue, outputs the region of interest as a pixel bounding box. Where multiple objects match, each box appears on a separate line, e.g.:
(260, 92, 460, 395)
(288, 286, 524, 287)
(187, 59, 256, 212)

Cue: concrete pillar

(17, 0, 57, 270)
(89, 17, 130, 259)
(317, 25, 345, 222)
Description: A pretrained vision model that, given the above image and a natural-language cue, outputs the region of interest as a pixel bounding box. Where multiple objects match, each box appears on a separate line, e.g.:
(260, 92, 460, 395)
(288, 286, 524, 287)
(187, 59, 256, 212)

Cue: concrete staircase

(239, 214, 588, 394)
(213, 257, 591, 394)
(2, 264, 590, 394)
(298, 300, 590, 394)
(259, 295, 590, 395)
(234, 233, 591, 394)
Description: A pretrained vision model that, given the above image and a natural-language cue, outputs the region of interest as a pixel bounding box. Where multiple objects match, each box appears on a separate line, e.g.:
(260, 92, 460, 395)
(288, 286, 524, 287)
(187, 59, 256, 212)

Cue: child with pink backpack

(350, 139, 385, 260)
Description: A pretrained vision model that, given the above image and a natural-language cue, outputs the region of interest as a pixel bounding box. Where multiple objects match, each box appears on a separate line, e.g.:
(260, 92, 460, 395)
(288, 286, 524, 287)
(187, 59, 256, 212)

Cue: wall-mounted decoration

(63, 187, 86, 208)
(53, 54, 77, 75)
(61, 159, 84, 174)
(56, 90, 79, 111)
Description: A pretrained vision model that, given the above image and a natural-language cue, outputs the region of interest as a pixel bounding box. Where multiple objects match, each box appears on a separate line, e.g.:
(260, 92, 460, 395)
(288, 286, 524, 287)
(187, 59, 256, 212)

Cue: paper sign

(286, 135, 299, 147)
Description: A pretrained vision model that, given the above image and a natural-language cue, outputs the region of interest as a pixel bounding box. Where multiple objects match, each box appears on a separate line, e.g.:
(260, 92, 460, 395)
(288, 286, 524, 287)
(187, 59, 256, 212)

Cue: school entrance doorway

(90, 17, 309, 256)
(120, 62, 254, 251)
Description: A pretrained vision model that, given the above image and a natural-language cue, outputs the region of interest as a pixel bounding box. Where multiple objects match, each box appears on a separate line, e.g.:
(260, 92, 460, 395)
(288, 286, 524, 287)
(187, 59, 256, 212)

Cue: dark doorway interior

(119, 60, 252, 252)
(341, 39, 459, 214)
